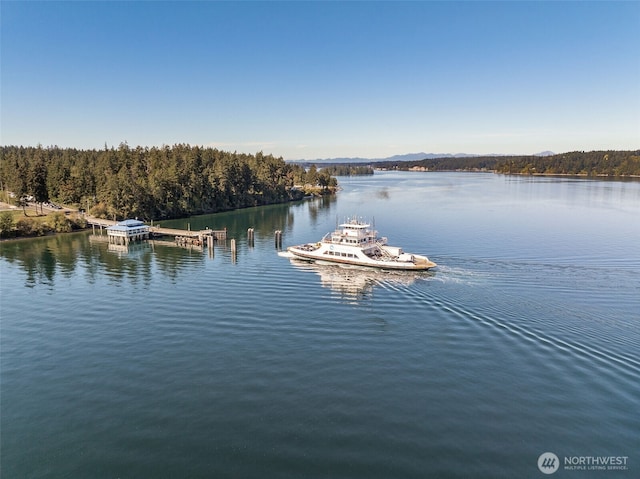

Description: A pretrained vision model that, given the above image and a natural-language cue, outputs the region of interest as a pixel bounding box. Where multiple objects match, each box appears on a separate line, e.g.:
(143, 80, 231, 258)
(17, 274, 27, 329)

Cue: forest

(375, 150, 640, 177)
(0, 144, 338, 221)
(319, 164, 375, 176)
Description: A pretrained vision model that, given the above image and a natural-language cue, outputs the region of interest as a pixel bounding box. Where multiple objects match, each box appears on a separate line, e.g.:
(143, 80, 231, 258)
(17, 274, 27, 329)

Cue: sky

(1, 1, 639, 160)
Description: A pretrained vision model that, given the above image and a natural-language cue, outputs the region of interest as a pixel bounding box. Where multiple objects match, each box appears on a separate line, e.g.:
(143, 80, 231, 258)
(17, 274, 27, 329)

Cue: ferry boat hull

(285, 218, 437, 271)
(287, 246, 436, 270)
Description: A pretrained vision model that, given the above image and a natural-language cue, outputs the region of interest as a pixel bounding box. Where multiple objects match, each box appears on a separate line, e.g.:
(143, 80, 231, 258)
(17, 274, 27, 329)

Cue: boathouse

(106, 219, 150, 245)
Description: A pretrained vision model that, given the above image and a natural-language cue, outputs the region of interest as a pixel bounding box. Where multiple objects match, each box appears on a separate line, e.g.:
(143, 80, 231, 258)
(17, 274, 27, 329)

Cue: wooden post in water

(208, 233, 214, 258)
(230, 238, 237, 263)
(247, 228, 254, 247)
(274, 230, 282, 249)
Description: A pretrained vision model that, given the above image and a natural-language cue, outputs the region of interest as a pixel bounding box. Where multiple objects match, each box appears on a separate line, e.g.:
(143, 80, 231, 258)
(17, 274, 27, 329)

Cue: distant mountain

(534, 151, 555, 157)
(293, 152, 487, 164)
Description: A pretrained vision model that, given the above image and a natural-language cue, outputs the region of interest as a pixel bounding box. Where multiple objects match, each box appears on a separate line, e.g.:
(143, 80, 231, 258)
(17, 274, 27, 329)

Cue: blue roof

(107, 219, 148, 232)
(118, 219, 145, 227)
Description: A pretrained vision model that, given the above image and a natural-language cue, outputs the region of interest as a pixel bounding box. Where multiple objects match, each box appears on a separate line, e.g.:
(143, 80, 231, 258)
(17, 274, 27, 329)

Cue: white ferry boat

(286, 217, 437, 271)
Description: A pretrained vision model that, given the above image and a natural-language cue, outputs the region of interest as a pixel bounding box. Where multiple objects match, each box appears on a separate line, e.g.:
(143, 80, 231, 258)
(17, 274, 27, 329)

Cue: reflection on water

(0, 232, 211, 288)
(286, 257, 434, 301)
(376, 187, 390, 199)
(106, 240, 155, 258)
(160, 195, 337, 239)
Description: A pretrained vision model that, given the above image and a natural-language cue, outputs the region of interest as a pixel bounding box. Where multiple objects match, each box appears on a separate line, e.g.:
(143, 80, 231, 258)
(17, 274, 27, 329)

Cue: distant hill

(292, 151, 554, 164)
(374, 150, 640, 177)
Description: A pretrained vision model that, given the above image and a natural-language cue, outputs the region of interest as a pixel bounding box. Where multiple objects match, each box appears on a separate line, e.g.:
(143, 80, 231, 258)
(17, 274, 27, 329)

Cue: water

(2, 172, 639, 478)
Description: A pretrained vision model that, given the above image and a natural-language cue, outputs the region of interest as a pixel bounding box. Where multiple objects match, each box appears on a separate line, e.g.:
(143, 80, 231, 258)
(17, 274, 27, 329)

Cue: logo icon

(538, 452, 560, 474)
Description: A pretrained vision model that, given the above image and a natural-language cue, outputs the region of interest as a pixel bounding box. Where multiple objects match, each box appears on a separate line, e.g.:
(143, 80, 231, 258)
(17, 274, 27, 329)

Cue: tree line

(0, 144, 338, 221)
(375, 150, 640, 177)
(320, 164, 375, 176)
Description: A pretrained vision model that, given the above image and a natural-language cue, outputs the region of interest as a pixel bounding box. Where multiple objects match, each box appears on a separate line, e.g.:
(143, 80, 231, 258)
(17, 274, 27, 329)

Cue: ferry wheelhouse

(286, 218, 436, 271)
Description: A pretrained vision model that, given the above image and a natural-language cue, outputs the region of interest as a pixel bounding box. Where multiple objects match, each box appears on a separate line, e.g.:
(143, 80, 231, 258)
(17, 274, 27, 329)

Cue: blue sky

(2, 1, 639, 160)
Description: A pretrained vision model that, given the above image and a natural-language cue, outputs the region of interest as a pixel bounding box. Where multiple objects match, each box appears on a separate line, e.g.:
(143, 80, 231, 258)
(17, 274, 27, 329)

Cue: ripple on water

(2, 173, 639, 478)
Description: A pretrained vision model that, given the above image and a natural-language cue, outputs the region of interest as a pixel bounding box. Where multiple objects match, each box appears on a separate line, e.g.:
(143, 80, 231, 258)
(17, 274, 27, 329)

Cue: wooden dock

(86, 217, 227, 242)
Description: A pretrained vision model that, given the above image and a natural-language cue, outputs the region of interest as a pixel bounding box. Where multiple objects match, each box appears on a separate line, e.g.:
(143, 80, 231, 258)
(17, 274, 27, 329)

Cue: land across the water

(393, 168, 640, 178)
(341, 149, 640, 177)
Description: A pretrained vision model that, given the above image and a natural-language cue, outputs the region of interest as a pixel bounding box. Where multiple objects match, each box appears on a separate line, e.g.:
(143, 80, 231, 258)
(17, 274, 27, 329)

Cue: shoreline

(497, 172, 640, 179)
(0, 227, 90, 243)
(1, 192, 334, 242)
(385, 169, 640, 180)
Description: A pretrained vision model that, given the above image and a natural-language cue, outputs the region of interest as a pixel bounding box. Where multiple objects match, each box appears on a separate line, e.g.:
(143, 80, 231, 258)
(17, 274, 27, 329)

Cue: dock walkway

(86, 217, 227, 241)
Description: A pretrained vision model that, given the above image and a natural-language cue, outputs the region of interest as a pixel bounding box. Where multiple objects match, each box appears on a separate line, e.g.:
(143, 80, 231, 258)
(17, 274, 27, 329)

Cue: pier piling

(230, 238, 237, 263)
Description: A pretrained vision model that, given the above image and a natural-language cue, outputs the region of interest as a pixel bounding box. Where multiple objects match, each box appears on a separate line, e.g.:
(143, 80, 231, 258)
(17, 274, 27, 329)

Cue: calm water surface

(2, 172, 639, 478)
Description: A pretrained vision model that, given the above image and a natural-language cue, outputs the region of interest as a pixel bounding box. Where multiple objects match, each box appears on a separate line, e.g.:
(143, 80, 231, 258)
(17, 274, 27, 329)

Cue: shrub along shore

(0, 209, 88, 240)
